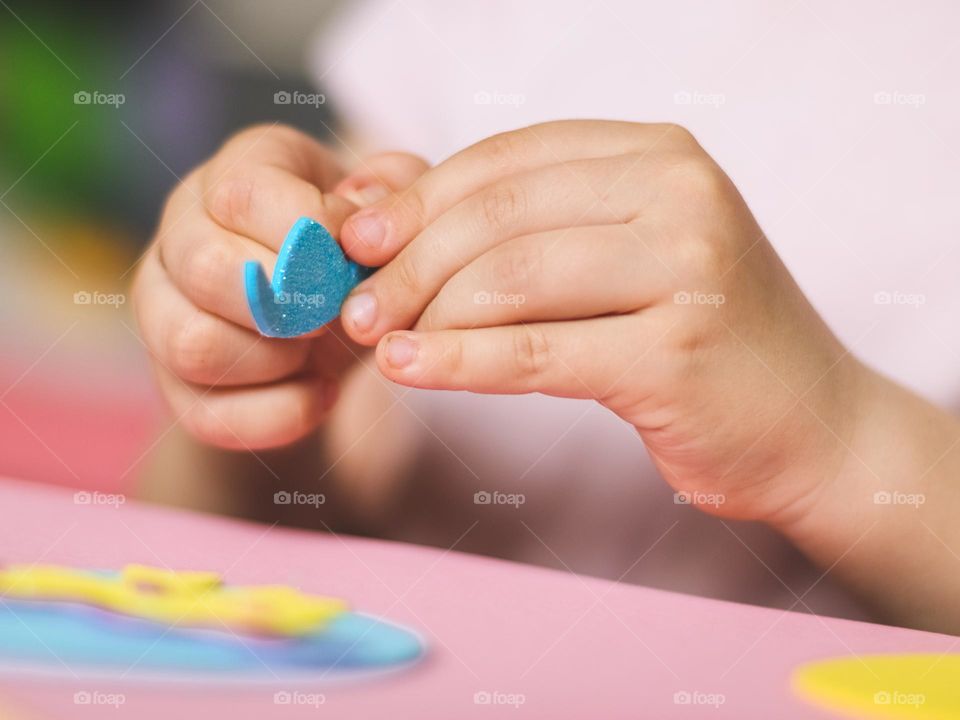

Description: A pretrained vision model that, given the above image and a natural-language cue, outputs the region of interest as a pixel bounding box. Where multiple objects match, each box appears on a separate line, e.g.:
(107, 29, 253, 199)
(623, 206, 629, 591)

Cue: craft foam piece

(793, 653, 960, 718)
(244, 217, 373, 338)
(0, 564, 347, 637)
(0, 563, 423, 677)
(0, 600, 423, 675)
(6, 478, 960, 716)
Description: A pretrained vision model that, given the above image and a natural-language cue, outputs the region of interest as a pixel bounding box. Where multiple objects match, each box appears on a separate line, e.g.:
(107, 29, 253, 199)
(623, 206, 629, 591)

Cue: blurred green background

(0, 0, 344, 491)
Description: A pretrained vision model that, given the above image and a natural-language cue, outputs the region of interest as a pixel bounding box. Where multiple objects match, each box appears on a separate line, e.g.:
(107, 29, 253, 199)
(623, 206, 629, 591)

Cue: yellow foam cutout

(0, 564, 347, 637)
(793, 654, 960, 719)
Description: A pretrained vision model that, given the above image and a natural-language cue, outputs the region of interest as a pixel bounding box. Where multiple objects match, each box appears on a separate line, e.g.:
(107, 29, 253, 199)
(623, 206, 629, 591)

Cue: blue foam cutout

(0, 599, 424, 676)
(244, 217, 374, 338)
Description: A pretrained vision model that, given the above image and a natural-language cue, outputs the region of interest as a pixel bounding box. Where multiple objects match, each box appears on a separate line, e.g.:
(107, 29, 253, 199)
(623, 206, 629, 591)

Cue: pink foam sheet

(0, 478, 955, 719)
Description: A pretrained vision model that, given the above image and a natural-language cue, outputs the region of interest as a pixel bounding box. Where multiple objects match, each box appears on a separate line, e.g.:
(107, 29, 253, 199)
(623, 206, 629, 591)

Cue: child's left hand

(336, 121, 864, 526)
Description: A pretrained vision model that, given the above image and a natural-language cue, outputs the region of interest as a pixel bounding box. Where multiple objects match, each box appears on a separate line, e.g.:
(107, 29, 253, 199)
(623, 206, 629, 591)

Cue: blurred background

(3, 0, 959, 510)
(0, 0, 345, 492)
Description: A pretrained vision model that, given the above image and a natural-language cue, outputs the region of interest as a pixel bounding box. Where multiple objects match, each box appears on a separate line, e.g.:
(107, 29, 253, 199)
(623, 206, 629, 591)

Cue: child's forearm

(775, 365, 960, 633)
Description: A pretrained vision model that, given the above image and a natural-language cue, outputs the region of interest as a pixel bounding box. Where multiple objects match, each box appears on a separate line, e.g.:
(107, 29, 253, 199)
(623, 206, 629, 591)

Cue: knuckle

(225, 123, 303, 152)
(673, 232, 728, 285)
(479, 130, 526, 172)
(180, 239, 231, 309)
(662, 156, 728, 209)
(167, 310, 221, 384)
(416, 298, 447, 332)
(441, 336, 466, 384)
(480, 182, 527, 234)
(658, 122, 698, 148)
(395, 184, 429, 228)
(489, 242, 543, 291)
(512, 325, 551, 379)
(208, 173, 257, 231)
(391, 253, 424, 298)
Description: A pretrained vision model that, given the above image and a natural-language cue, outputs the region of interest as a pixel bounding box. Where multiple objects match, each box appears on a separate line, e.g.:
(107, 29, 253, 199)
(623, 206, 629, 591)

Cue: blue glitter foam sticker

(244, 217, 374, 338)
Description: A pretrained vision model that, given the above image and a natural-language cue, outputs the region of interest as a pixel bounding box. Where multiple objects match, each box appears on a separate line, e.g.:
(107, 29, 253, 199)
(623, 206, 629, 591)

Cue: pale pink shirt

(311, 0, 960, 618)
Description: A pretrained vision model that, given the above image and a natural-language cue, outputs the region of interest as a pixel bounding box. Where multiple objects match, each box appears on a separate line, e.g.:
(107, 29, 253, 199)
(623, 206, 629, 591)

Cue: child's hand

(134, 124, 427, 449)
(337, 120, 864, 524)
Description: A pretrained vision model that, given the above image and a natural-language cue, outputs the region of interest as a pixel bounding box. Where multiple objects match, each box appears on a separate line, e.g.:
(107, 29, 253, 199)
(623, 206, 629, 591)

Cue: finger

(374, 316, 656, 401)
(341, 154, 661, 344)
(203, 162, 358, 253)
(334, 151, 430, 208)
(154, 365, 335, 451)
(208, 123, 346, 192)
(416, 224, 670, 331)
(157, 194, 277, 328)
(135, 247, 311, 386)
(340, 120, 690, 264)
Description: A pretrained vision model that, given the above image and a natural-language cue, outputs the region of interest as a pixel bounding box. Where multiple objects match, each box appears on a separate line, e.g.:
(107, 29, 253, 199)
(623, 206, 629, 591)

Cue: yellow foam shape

(793, 654, 960, 719)
(0, 564, 347, 637)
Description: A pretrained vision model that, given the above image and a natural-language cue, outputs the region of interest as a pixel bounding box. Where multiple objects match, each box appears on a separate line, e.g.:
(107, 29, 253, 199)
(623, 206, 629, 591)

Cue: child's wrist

(761, 355, 877, 535)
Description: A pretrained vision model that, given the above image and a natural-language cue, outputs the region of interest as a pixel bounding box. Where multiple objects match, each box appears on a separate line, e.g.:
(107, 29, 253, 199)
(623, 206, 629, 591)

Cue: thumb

(333, 151, 430, 207)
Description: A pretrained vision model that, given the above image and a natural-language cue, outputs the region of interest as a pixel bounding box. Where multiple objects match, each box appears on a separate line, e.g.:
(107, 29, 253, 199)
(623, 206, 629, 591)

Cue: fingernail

(349, 211, 386, 249)
(343, 183, 389, 208)
(342, 292, 378, 333)
(385, 334, 418, 369)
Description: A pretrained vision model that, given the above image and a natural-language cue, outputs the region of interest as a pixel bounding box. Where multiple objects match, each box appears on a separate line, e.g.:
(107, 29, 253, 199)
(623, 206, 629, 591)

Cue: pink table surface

(0, 477, 956, 719)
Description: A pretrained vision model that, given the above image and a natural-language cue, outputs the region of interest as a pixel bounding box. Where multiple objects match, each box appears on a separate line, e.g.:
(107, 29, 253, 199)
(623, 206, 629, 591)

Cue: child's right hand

(133, 124, 426, 450)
